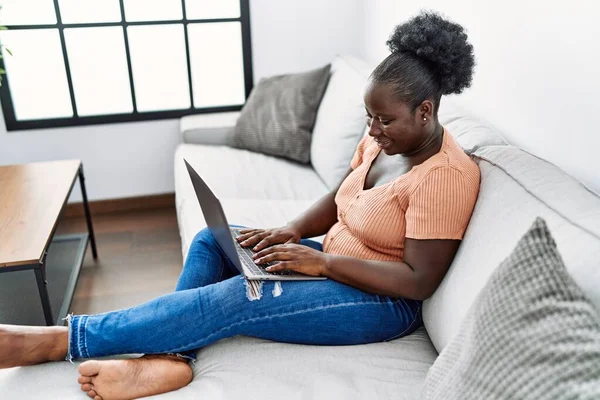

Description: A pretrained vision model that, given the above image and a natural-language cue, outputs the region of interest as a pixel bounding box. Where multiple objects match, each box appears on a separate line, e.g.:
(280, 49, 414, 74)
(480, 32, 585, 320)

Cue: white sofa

(1, 56, 599, 399)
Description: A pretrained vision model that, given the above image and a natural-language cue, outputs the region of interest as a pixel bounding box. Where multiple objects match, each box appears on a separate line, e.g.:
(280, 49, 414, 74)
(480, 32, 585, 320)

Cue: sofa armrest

(180, 111, 241, 146)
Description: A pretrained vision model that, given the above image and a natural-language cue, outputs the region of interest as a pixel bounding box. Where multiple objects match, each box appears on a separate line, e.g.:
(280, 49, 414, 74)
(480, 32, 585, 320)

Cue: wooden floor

(56, 207, 184, 315)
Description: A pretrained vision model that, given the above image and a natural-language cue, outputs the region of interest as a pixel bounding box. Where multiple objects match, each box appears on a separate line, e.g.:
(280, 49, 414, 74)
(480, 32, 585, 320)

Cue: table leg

(34, 254, 54, 326)
(78, 164, 98, 260)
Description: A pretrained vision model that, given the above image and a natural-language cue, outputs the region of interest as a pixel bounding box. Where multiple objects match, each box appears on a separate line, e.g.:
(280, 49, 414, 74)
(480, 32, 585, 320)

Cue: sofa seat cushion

(175, 143, 329, 258)
(177, 198, 322, 259)
(423, 144, 600, 353)
(175, 144, 328, 201)
(0, 327, 437, 400)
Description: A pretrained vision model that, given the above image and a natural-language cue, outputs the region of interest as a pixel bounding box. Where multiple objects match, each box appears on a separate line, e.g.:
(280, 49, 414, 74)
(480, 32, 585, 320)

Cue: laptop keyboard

(230, 228, 293, 276)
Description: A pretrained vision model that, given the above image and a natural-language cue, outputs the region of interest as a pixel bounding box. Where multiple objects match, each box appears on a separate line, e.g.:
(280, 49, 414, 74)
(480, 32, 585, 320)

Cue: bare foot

(0, 324, 68, 368)
(77, 355, 193, 400)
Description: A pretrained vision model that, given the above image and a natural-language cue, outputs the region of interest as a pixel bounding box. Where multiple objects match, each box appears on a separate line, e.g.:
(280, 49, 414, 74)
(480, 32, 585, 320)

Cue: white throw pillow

(310, 55, 374, 189)
(438, 97, 507, 154)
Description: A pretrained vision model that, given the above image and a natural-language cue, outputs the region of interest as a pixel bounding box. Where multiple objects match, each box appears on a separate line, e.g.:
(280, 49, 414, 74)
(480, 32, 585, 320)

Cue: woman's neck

(402, 124, 444, 158)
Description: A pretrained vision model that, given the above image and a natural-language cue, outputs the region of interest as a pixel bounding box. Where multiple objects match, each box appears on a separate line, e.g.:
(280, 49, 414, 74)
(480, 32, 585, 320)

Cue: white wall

(251, 0, 365, 79)
(363, 0, 600, 194)
(0, 115, 181, 202)
(0, 0, 365, 201)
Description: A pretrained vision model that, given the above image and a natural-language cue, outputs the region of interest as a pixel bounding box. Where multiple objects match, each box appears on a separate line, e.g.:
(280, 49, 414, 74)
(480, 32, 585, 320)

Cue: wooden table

(0, 160, 98, 325)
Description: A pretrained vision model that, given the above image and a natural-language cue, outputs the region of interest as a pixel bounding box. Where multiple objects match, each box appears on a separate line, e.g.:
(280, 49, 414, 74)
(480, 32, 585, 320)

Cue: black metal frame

(54, 233, 90, 324)
(0, 0, 253, 131)
(0, 165, 98, 325)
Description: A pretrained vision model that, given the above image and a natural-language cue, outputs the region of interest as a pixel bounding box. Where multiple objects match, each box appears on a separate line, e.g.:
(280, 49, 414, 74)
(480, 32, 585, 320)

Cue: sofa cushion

(175, 144, 329, 257)
(310, 55, 374, 189)
(310, 57, 506, 190)
(423, 218, 600, 400)
(177, 198, 321, 259)
(231, 64, 331, 164)
(175, 144, 328, 201)
(438, 97, 507, 153)
(423, 144, 600, 353)
(0, 327, 437, 400)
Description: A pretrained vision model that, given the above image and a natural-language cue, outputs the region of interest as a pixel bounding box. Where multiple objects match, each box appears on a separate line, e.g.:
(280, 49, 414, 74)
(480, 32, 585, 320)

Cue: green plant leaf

(5, 48, 12, 56)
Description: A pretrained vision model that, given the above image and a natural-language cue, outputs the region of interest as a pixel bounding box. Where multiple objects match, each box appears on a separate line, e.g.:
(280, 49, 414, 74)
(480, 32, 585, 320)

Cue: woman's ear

(418, 100, 434, 125)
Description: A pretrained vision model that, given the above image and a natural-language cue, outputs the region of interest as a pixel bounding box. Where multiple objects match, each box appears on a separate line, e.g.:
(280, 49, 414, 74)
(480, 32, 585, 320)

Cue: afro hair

(386, 11, 475, 95)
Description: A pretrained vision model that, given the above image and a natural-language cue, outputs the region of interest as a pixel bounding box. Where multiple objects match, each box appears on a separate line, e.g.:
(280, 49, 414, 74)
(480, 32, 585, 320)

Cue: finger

(253, 244, 287, 259)
(252, 245, 277, 259)
(240, 232, 269, 247)
(236, 233, 256, 243)
(264, 262, 286, 272)
(252, 235, 282, 252)
(235, 230, 261, 242)
(266, 261, 295, 272)
(238, 228, 259, 234)
(237, 229, 263, 238)
(255, 252, 291, 264)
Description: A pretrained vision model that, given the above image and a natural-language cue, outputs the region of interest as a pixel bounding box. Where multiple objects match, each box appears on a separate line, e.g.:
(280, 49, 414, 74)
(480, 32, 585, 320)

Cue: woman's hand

(235, 226, 302, 252)
(252, 244, 330, 277)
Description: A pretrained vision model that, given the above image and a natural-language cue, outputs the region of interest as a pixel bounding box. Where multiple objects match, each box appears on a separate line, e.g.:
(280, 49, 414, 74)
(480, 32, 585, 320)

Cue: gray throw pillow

(230, 64, 331, 164)
(422, 218, 600, 400)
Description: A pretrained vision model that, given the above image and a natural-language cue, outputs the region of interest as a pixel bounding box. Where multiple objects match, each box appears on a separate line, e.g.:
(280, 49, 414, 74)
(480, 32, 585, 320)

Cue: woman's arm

(288, 166, 354, 238)
(239, 168, 353, 251)
(323, 238, 461, 300)
(257, 238, 461, 301)
(286, 191, 338, 239)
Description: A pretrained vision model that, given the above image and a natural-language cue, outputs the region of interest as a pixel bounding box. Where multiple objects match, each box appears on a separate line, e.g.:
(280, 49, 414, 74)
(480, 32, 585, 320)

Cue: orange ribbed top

(323, 129, 481, 261)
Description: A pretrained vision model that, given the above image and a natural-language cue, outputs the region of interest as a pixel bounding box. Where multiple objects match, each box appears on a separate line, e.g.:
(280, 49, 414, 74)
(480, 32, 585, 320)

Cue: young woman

(0, 12, 479, 400)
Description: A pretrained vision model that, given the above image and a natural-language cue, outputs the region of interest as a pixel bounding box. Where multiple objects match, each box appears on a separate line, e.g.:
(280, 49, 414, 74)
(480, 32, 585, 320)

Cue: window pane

(58, 0, 121, 24)
(124, 0, 182, 22)
(188, 22, 245, 108)
(185, 0, 240, 19)
(0, 0, 57, 25)
(128, 24, 190, 112)
(0, 29, 72, 120)
(64, 27, 133, 116)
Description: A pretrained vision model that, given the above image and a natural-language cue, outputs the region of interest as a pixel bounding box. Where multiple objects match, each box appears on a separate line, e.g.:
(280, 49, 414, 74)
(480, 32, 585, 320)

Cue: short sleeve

(405, 166, 480, 240)
(350, 136, 370, 170)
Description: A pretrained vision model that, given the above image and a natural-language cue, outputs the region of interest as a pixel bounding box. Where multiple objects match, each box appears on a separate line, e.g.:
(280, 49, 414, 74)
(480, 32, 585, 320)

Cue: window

(0, 0, 253, 131)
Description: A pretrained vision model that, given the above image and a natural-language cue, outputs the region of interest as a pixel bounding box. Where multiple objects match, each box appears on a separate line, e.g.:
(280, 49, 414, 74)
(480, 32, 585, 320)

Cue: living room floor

(56, 207, 183, 315)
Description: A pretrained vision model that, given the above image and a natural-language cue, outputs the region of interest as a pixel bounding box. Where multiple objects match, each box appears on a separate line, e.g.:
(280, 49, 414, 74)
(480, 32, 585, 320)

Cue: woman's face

(363, 80, 428, 156)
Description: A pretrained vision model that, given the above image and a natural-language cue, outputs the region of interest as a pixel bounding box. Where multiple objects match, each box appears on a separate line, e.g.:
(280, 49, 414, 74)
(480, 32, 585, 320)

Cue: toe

(79, 360, 102, 377)
(78, 375, 93, 384)
(81, 383, 93, 392)
(87, 389, 97, 399)
(94, 396, 102, 400)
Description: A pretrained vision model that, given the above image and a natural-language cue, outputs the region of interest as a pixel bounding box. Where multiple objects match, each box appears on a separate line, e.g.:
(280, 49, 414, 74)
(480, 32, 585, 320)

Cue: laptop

(184, 159, 326, 281)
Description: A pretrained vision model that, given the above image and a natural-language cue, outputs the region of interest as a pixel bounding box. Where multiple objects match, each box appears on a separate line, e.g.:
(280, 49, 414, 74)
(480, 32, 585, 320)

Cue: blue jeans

(67, 228, 422, 360)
